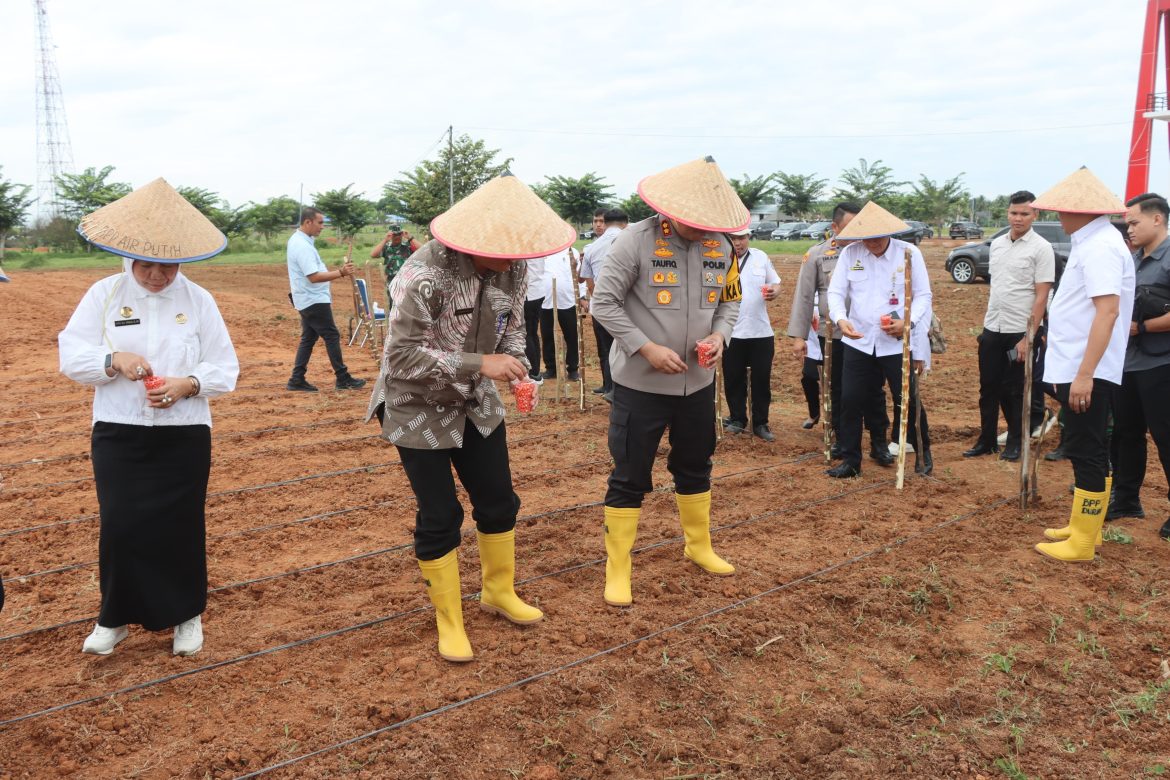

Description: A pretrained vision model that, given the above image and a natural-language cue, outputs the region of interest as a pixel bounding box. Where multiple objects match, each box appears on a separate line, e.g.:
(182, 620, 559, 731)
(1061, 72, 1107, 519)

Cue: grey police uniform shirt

(590, 214, 740, 397)
(786, 237, 842, 341)
(1126, 236, 1170, 373)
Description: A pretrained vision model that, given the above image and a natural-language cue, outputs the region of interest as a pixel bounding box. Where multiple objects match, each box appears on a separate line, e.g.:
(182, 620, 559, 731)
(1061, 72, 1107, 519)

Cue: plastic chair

(349, 277, 386, 348)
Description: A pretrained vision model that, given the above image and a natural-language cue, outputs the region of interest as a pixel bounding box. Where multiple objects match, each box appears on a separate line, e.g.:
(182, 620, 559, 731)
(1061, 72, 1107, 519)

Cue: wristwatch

(104, 353, 114, 371)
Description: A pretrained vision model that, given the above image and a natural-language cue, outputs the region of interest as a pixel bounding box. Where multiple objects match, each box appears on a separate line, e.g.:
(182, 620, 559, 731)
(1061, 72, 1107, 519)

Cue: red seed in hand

(514, 381, 537, 413)
(696, 341, 716, 368)
(144, 376, 166, 391)
(880, 315, 892, 327)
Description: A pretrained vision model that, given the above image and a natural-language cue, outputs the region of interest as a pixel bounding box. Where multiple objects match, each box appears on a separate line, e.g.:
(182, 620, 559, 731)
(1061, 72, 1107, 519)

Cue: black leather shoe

(830, 442, 843, 460)
(1044, 445, 1066, 462)
(592, 386, 606, 394)
(722, 418, 746, 434)
(801, 418, 819, 430)
(1000, 444, 1021, 462)
(1159, 517, 1170, 540)
(286, 380, 318, 392)
(335, 376, 367, 390)
(1105, 499, 1145, 521)
(963, 441, 998, 458)
(567, 370, 581, 381)
(869, 445, 894, 467)
(753, 424, 775, 442)
(825, 462, 860, 478)
(914, 449, 934, 475)
(541, 370, 556, 381)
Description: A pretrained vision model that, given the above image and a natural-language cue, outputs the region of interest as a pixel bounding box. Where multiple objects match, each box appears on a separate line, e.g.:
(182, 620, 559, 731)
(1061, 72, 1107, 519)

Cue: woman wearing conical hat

(363, 174, 572, 662)
(824, 201, 934, 479)
(589, 157, 745, 607)
(1035, 168, 1134, 562)
(57, 178, 240, 657)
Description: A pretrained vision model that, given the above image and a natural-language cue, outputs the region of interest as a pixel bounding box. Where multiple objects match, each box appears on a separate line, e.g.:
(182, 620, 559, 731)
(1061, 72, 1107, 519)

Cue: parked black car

(770, 222, 808, 240)
(578, 229, 596, 240)
(907, 220, 934, 239)
(949, 221, 983, 239)
(750, 221, 779, 239)
(893, 222, 925, 245)
(800, 221, 833, 240)
(944, 222, 1071, 284)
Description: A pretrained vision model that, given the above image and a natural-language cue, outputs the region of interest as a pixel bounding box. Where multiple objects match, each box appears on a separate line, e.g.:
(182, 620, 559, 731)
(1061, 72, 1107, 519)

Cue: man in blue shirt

(286, 207, 367, 391)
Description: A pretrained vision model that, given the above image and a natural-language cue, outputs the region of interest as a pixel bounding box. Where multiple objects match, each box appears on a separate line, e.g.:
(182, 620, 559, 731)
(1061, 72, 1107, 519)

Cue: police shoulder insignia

(703, 271, 715, 284)
(801, 252, 810, 264)
(702, 249, 725, 259)
(824, 249, 837, 257)
(716, 274, 724, 285)
(654, 247, 674, 258)
(656, 289, 672, 305)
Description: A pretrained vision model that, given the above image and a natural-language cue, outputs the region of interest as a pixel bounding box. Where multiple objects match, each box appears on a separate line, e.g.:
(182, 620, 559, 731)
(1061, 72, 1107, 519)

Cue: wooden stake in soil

(1030, 405, 1054, 504)
(568, 248, 586, 410)
(552, 277, 565, 403)
(895, 247, 913, 490)
(1019, 315, 1035, 510)
(822, 318, 834, 463)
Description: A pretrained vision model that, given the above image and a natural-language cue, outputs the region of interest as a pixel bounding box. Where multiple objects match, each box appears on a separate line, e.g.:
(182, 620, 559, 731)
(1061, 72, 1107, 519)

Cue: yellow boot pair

(417, 531, 542, 663)
(603, 492, 734, 607)
(1035, 484, 1107, 562)
(1042, 477, 1109, 547)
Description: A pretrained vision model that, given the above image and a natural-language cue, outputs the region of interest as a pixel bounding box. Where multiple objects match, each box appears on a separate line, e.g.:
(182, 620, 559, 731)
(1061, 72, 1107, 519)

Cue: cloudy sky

(1, 0, 1164, 215)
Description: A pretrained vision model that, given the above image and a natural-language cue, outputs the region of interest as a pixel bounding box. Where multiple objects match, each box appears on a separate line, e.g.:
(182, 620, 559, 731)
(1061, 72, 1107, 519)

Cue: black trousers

(396, 420, 519, 560)
(840, 348, 930, 470)
(831, 339, 889, 445)
(291, 302, 350, 382)
(1111, 364, 1170, 503)
(1051, 380, 1117, 493)
(92, 422, 210, 631)
(593, 318, 614, 391)
(801, 356, 822, 420)
(723, 335, 775, 426)
(524, 297, 544, 376)
(976, 328, 1026, 447)
(606, 382, 716, 508)
(540, 307, 578, 373)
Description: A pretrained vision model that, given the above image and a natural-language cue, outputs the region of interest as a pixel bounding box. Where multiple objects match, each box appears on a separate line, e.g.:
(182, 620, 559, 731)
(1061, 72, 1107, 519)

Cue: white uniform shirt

(525, 256, 546, 302)
(1043, 216, 1135, 385)
(828, 238, 932, 358)
(730, 247, 781, 340)
(984, 228, 1056, 333)
(541, 249, 577, 310)
(58, 263, 240, 427)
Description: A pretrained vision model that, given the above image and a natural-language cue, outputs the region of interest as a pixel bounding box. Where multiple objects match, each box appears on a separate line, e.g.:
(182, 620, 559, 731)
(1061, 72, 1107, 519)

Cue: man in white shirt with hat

(826, 201, 933, 479)
(591, 156, 744, 607)
(722, 226, 780, 441)
(1037, 167, 1135, 562)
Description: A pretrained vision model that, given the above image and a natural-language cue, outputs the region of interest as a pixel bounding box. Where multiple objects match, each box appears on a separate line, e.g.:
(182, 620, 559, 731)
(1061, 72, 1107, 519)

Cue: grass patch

(1101, 525, 1133, 544)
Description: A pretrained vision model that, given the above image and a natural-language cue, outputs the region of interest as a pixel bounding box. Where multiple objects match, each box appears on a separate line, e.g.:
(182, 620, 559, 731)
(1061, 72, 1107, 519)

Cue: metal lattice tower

(33, 0, 74, 221)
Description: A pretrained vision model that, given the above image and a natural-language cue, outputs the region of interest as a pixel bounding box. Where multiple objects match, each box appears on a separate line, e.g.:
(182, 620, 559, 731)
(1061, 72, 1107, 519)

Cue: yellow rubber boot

(1035, 487, 1106, 562)
(676, 491, 735, 575)
(476, 530, 543, 625)
(603, 507, 640, 606)
(1043, 477, 1107, 546)
(418, 550, 473, 662)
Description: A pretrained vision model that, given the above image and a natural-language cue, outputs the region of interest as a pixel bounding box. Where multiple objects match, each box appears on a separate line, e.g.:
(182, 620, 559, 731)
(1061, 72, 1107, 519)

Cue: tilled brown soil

(1, 245, 1168, 780)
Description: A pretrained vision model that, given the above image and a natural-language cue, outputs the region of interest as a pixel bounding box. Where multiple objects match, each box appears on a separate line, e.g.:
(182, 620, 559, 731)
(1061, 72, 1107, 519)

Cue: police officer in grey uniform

(787, 202, 891, 463)
(591, 157, 744, 607)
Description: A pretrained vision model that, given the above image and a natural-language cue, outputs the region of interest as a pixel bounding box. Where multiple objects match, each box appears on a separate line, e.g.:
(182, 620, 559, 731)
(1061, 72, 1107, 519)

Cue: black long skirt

(91, 422, 210, 631)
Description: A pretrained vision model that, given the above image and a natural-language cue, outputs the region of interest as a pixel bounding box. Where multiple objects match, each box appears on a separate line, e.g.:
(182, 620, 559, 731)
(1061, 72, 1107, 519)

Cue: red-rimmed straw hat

(430, 174, 576, 260)
(1032, 166, 1125, 214)
(78, 178, 227, 263)
(637, 156, 750, 232)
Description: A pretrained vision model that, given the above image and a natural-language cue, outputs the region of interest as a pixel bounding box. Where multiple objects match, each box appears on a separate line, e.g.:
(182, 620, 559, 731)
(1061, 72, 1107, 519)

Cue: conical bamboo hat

(78, 178, 227, 263)
(834, 201, 910, 240)
(637, 157, 750, 232)
(430, 174, 576, 259)
(1032, 167, 1125, 214)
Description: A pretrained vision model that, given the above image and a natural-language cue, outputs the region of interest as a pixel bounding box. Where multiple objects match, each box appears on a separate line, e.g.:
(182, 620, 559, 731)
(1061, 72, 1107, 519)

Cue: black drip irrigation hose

(0, 474, 940, 729)
(234, 491, 1014, 779)
(0, 453, 820, 640)
(0, 426, 592, 540)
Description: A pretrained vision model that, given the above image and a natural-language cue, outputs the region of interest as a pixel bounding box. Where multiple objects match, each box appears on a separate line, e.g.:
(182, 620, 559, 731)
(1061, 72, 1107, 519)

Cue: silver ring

(163, 395, 172, 404)
(135, 366, 145, 377)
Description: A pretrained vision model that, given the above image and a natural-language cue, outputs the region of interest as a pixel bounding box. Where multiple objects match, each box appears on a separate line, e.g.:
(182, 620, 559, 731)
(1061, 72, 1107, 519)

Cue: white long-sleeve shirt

(58, 267, 239, 427)
(827, 238, 932, 358)
(541, 249, 577, 310)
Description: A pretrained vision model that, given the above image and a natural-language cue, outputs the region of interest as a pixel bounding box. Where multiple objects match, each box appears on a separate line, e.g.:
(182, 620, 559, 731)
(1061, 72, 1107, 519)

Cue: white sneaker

(172, 615, 203, 656)
(888, 440, 915, 455)
(82, 624, 128, 655)
(997, 430, 1008, 445)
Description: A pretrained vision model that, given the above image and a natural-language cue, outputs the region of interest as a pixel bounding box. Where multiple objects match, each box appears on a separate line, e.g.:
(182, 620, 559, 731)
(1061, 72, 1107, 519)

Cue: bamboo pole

(895, 247, 913, 490)
(822, 319, 834, 463)
(552, 277, 564, 403)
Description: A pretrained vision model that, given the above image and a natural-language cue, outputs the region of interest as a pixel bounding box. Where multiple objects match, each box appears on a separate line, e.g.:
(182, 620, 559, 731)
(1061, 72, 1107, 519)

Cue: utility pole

(448, 125, 454, 207)
(33, 0, 75, 223)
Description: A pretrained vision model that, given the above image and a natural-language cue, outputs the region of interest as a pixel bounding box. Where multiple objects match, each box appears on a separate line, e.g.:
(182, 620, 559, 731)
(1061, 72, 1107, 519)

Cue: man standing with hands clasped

(286, 207, 366, 392)
(1036, 168, 1134, 561)
(722, 225, 780, 441)
(964, 191, 1055, 462)
(591, 156, 744, 607)
(1105, 193, 1170, 540)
